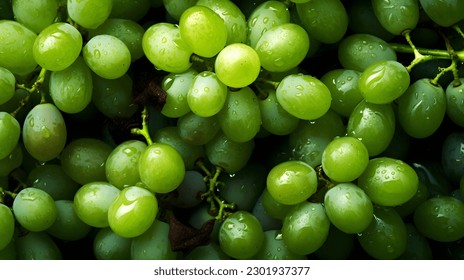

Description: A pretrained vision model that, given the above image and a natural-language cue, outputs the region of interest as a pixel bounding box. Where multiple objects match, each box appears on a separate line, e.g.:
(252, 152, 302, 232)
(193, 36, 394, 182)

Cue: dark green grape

(164, 170, 204, 209)
(205, 131, 254, 174)
(0, 240, 16, 260)
(0, 67, 15, 106)
(0, 204, 14, 251)
(371, 0, 419, 35)
(185, 243, 230, 260)
(258, 89, 300, 136)
(219, 210, 264, 259)
(46, 200, 92, 241)
(253, 230, 306, 260)
(161, 68, 197, 118)
(441, 132, 464, 184)
(414, 196, 464, 242)
(28, 164, 80, 201)
(314, 225, 355, 260)
(60, 138, 113, 185)
(357, 157, 419, 207)
(0, 144, 22, 177)
(357, 206, 407, 260)
(260, 188, 293, 220)
(445, 79, 464, 127)
(131, 219, 178, 260)
(397, 78, 446, 139)
(346, 100, 396, 156)
(346, 0, 394, 41)
(338, 33, 397, 71)
(110, 0, 151, 22)
(399, 223, 433, 260)
(176, 111, 220, 145)
(15, 232, 62, 260)
(0, 112, 20, 160)
(252, 193, 283, 232)
(93, 227, 132, 260)
(12, 0, 58, 33)
(282, 201, 330, 255)
(296, 0, 348, 44)
(419, 0, 464, 27)
(395, 181, 429, 218)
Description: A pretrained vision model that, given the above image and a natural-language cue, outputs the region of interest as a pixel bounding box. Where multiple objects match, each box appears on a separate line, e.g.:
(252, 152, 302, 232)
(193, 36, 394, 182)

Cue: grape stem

(12, 67, 48, 117)
(131, 106, 153, 145)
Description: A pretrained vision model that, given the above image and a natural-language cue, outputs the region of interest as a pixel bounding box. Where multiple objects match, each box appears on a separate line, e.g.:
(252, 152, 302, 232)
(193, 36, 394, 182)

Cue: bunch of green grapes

(2, 0, 464, 261)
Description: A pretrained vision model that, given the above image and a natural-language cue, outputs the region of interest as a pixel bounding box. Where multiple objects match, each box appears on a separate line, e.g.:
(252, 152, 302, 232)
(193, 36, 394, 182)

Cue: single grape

(419, 0, 464, 27)
(73, 181, 120, 228)
(108, 186, 158, 238)
(28, 164, 79, 201)
(187, 71, 228, 117)
(186, 243, 230, 260)
(445, 78, 464, 127)
(260, 188, 293, 220)
(314, 225, 355, 260)
(215, 43, 261, 88)
(162, 0, 197, 21)
(131, 219, 177, 260)
(46, 200, 92, 241)
(13, 187, 58, 232)
(33, 22, 83, 71)
(161, 68, 197, 118)
(67, 0, 113, 29)
(15, 232, 62, 260)
(266, 160, 317, 205)
(0, 67, 15, 106)
(346, 0, 394, 41)
(12, 0, 58, 33)
(0, 144, 22, 177)
(93, 227, 132, 260)
(441, 132, 464, 183)
(0, 204, 15, 251)
(83, 35, 131, 79)
(176, 112, 221, 145)
(0, 112, 20, 160)
(164, 170, 205, 209)
(219, 210, 265, 259)
(253, 230, 306, 260)
(371, 0, 419, 35)
(398, 223, 433, 260)
(110, 0, 151, 22)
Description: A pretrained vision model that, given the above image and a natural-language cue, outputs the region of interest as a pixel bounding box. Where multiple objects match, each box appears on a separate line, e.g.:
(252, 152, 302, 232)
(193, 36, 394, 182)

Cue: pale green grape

(0, 20, 37, 76)
(83, 35, 131, 79)
(161, 68, 197, 118)
(67, 0, 113, 29)
(218, 87, 261, 143)
(255, 23, 309, 72)
(33, 22, 83, 71)
(22, 103, 67, 162)
(187, 71, 228, 117)
(179, 5, 228, 58)
(12, 0, 58, 33)
(142, 22, 193, 73)
(0, 67, 15, 105)
(0, 112, 20, 160)
(49, 56, 93, 114)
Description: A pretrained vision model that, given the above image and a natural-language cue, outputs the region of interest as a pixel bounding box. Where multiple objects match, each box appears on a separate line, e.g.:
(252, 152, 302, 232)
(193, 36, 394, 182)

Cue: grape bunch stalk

(1, 0, 464, 260)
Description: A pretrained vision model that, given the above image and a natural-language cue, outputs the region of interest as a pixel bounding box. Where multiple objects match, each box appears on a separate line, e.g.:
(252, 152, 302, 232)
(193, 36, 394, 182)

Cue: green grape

(358, 60, 410, 104)
(346, 100, 396, 156)
(446, 78, 464, 127)
(179, 5, 227, 58)
(289, 109, 346, 167)
(92, 73, 138, 119)
(196, 0, 247, 45)
(88, 18, 145, 62)
(0, 204, 14, 251)
(187, 71, 228, 117)
(346, 0, 394, 41)
(314, 225, 355, 260)
(371, 0, 419, 35)
(73, 181, 120, 228)
(397, 78, 446, 139)
(218, 87, 261, 143)
(358, 157, 419, 207)
(67, 0, 113, 29)
(320, 69, 364, 118)
(33, 22, 82, 71)
(357, 206, 407, 260)
(246, 0, 291, 47)
(22, 103, 67, 162)
(254, 23, 309, 72)
(205, 131, 254, 174)
(108, 186, 158, 238)
(266, 160, 317, 205)
(165, 170, 205, 209)
(131, 219, 177, 260)
(215, 43, 261, 88)
(219, 210, 265, 259)
(83, 35, 131, 79)
(176, 111, 221, 145)
(0, 144, 22, 177)
(46, 200, 91, 241)
(399, 223, 433, 260)
(28, 164, 79, 201)
(162, 0, 197, 21)
(0, 67, 15, 105)
(441, 132, 464, 183)
(322, 136, 369, 183)
(138, 142, 185, 194)
(252, 193, 283, 231)
(49, 56, 93, 114)
(219, 161, 267, 211)
(161, 68, 197, 118)
(105, 140, 147, 189)
(282, 201, 330, 255)
(0, 20, 37, 76)
(60, 138, 113, 185)
(276, 74, 332, 120)
(152, 126, 205, 170)
(13, 187, 57, 232)
(253, 230, 306, 260)
(419, 0, 464, 27)
(260, 188, 293, 220)
(188, 204, 221, 242)
(142, 23, 193, 73)
(0, 240, 16, 260)
(258, 88, 300, 136)
(324, 183, 373, 233)
(186, 242, 230, 260)
(15, 232, 62, 260)
(296, 0, 348, 44)
(395, 181, 428, 218)
(93, 227, 132, 260)
(0, 112, 20, 160)
(338, 33, 397, 71)
(110, 0, 151, 21)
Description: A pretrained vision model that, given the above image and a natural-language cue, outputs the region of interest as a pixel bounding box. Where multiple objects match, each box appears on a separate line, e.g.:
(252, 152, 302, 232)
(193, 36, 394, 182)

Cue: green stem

(430, 59, 457, 86)
(131, 106, 153, 145)
(12, 67, 48, 117)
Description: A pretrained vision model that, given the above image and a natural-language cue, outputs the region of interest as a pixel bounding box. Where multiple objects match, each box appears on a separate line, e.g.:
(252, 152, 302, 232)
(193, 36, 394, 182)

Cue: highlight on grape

(1, 0, 464, 261)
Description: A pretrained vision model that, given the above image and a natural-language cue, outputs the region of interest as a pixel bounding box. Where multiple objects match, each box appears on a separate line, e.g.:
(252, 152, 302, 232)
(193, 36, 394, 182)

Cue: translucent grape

(161, 68, 197, 118)
(187, 71, 228, 117)
(67, 0, 113, 29)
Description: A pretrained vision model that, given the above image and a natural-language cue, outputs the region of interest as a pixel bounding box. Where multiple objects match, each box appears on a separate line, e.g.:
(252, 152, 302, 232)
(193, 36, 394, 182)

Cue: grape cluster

(1, 0, 464, 260)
